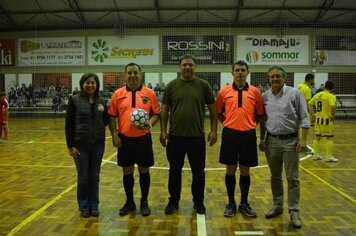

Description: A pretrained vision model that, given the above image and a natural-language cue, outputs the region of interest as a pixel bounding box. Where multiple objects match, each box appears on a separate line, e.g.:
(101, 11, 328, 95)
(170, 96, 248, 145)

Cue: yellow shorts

(314, 117, 334, 137)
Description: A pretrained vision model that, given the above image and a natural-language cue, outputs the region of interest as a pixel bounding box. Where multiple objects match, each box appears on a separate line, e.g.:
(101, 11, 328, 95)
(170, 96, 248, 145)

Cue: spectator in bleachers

(62, 96, 69, 111)
(161, 82, 166, 92)
(72, 87, 80, 95)
(257, 83, 266, 93)
(16, 84, 27, 107)
(154, 83, 161, 96)
(41, 85, 48, 98)
(52, 95, 62, 112)
(61, 85, 69, 98)
(48, 84, 56, 98)
(26, 84, 34, 106)
(8, 87, 18, 107)
(213, 83, 219, 97)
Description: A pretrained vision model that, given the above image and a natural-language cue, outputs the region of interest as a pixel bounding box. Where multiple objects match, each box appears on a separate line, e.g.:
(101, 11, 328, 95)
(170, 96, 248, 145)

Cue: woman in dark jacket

(65, 73, 109, 218)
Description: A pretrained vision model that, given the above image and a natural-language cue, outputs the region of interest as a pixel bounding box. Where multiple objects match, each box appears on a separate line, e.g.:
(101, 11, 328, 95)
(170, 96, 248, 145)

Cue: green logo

(91, 39, 109, 63)
(245, 51, 259, 63)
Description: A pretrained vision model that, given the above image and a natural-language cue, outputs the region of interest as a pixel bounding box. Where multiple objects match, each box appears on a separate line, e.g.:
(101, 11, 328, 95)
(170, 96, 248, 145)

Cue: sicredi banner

(162, 36, 234, 64)
(18, 37, 85, 66)
(237, 35, 309, 65)
(0, 39, 15, 66)
(88, 36, 159, 65)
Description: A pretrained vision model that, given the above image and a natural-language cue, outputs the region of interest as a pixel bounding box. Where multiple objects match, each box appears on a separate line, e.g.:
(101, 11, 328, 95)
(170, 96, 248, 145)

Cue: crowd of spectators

(6, 81, 269, 112)
(7, 83, 70, 112)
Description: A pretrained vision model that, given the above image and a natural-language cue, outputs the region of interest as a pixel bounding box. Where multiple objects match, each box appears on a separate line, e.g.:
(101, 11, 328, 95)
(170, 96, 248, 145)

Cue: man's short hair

(179, 54, 197, 65)
(305, 73, 315, 82)
(267, 65, 287, 79)
(325, 80, 334, 90)
(232, 60, 249, 71)
(125, 62, 141, 72)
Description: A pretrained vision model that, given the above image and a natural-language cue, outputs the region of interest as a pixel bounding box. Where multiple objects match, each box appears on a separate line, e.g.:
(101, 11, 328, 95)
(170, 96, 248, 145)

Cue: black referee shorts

(117, 133, 154, 167)
(219, 127, 258, 167)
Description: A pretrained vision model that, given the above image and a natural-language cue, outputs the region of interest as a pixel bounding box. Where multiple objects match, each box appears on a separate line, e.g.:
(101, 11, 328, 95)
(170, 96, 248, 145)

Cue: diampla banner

(315, 36, 356, 65)
(88, 36, 159, 65)
(18, 37, 85, 66)
(237, 35, 309, 65)
(0, 39, 15, 66)
(162, 36, 234, 64)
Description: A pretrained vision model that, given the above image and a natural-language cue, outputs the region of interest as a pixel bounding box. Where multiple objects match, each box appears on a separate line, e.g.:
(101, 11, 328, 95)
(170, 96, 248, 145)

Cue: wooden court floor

(0, 118, 355, 236)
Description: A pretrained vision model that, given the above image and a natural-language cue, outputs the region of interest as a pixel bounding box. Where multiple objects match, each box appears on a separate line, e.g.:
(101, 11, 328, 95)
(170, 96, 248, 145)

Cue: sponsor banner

(162, 36, 234, 64)
(18, 38, 85, 66)
(237, 35, 309, 65)
(315, 36, 356, 65)
(0, 39, 16, 66)
(88, 36, 159, 65)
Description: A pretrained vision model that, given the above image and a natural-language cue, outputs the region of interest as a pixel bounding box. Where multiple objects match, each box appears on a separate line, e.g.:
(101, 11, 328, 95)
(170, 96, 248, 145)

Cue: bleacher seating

(9, 98, 66, 118)
(336, 94, 356, 119)
(9, 106, 66, 118)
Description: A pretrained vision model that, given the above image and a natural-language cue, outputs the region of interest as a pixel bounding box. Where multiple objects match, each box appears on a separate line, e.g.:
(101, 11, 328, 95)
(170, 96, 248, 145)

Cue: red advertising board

(0, 39, 15, 66)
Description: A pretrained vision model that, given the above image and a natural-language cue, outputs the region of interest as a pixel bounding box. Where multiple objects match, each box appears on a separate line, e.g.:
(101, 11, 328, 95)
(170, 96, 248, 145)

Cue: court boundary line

(102, 155, 311, 171)
(234, 231, 264, 235)
(5, 144, 313, 235)
(197, 214, 207, 236)
(6, 152, 117, 236)
(300, 166, 356, 204)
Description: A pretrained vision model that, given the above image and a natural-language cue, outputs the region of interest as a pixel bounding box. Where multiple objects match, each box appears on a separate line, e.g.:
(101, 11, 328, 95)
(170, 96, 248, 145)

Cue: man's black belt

(267, 132, 298, 140)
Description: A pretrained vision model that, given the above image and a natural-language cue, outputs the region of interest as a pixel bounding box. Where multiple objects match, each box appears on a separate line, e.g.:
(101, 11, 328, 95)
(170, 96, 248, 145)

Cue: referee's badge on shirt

(98, 104, 104, 112)
(142, 96, 149, 104)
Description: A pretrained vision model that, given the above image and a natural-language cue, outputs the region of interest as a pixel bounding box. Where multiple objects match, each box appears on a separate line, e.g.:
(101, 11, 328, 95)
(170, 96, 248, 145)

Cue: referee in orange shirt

(108, 63, 160, 217)
(216, 60, 264, 217)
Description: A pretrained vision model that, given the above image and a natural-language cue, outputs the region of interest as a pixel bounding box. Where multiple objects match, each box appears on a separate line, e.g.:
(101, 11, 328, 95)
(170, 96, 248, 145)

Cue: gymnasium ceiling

(1, 0, 356, 32)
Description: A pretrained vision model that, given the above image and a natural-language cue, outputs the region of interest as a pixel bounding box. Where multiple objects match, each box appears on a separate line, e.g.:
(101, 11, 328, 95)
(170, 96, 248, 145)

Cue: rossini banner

(315, 36, 356, 65)
(18, 37, 85, 66)
(88, 36, 159, 65)
(237, 35, 309, 65)
(162, 36, 234, 64)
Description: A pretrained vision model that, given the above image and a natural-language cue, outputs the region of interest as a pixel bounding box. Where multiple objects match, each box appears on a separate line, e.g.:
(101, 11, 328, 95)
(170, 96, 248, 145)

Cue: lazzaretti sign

(237, 35, 309, 65)
(162, 36, 234, 64)
(18, 37, 85, 66)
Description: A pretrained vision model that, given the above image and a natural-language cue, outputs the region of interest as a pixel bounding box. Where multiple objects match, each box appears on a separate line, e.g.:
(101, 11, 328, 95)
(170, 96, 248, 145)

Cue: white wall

(18, 74, 32, 86)
(221, 73, 231, 88)
(4, 74, 16, 93)
(314, 73, 328, 89)
(144, 73, 159, 88)
(162, 73, 177, 86)
(294, 73, 306, 88)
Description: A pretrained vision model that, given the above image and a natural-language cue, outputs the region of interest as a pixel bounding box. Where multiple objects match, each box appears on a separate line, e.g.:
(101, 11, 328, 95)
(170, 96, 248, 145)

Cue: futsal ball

(130, 108, 149, 127)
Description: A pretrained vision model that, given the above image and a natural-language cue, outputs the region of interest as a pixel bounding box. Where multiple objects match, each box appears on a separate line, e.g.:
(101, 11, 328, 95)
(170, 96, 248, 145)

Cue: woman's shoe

(81, 210, 90, 218)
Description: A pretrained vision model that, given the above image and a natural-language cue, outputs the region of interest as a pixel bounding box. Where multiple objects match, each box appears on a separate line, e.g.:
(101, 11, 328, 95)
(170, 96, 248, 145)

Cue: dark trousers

(74, 142, 104, 211)
(166, 135, 206, 204)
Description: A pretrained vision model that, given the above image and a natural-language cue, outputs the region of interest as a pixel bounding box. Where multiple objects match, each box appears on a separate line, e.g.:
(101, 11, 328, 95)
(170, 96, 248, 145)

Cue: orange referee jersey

(216, 83, 264, 131)
(108, 85, 160, 137)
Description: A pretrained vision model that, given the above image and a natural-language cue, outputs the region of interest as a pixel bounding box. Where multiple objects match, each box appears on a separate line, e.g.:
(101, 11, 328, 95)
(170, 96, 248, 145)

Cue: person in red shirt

(0, 92, 9, 139)
(216, 60, 264, 217)
(108, 63, 160, 217)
